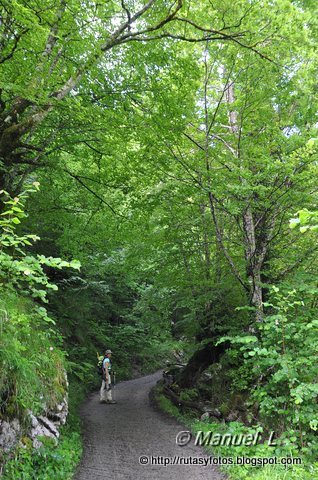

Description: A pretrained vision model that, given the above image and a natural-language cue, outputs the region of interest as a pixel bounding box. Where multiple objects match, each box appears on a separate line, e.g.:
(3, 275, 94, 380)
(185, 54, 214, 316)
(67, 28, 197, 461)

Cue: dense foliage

(1, 0, 318, 478)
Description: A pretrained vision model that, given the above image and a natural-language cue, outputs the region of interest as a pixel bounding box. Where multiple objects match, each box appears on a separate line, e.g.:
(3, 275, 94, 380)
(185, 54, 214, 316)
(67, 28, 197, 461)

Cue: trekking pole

(113, 371, 116, 402)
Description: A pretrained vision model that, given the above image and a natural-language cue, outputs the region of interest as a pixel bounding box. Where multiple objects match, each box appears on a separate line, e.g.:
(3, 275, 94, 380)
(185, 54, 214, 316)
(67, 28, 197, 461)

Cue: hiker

(100, 349, 116, 404)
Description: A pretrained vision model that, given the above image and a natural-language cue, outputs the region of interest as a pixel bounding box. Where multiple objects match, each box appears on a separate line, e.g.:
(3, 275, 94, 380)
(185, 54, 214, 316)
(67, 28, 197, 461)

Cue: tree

(0, 0, 257, 195)
(6, 0, 317, 389)
(138, 13, 318, 323)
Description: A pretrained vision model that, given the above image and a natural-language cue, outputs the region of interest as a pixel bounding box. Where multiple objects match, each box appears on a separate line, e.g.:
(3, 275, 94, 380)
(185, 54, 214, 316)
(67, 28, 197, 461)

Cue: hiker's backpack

(97, 355, 105, 377)
(97, 355, 112, 378)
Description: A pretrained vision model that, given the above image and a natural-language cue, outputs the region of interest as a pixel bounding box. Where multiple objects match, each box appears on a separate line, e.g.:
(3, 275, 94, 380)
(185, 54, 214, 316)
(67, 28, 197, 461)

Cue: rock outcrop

(0, 419, 21, 453)
(0, 390, 68, 452)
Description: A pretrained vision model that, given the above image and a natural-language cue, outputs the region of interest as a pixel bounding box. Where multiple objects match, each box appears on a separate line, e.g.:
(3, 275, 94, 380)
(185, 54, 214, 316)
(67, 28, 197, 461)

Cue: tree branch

(63, 168, 126, 218)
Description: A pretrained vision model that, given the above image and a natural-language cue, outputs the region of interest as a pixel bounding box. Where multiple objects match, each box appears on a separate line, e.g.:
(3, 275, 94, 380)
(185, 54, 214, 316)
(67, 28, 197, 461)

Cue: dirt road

(74, 371, 225, 480)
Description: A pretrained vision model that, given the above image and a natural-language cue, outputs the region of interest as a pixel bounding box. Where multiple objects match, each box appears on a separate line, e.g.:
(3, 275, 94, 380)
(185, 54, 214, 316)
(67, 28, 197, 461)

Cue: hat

(105, 349, 112, 355)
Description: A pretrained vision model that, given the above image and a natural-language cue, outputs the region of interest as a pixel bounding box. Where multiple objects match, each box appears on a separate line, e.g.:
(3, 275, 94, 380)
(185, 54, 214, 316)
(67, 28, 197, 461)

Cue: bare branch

(119, 0, 183, 42)
(273, 245, 318, 282)
(121, 0, 132, 29)
(183, 132, 205, 151)
(0, 29, 29, 65)
(63, 168, 126, 218)
(208, 190, 248, 291)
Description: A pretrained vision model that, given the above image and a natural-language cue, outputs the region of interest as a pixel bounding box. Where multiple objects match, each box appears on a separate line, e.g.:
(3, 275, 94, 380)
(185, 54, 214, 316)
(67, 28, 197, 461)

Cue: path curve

(74, 371, 225, 480)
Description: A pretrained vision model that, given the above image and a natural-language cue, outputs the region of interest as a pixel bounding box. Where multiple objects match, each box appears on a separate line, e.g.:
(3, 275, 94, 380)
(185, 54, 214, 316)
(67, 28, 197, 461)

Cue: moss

(179, 388, 199, 402)
(219, 402, 230, 417)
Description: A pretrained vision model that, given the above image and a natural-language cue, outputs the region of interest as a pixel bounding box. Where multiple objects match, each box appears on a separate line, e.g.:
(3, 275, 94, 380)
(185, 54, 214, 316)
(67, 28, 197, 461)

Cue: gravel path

(74, 371, 225, 480)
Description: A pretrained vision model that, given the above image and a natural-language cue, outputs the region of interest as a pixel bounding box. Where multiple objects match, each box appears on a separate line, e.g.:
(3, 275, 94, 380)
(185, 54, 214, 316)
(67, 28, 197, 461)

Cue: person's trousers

(100, 380, 113, 402)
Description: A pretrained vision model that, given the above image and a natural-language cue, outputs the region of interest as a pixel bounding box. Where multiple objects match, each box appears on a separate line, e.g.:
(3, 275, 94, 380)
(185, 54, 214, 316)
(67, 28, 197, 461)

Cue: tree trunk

(242, 207, 264, 321)
(177, 341, 229, 388)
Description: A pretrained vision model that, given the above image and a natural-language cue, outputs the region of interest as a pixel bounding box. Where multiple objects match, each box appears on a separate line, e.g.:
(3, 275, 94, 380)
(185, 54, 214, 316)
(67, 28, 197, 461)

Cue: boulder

(47, 396, 68, 425)
(37, 416, 59, 438)
(202, 405, 222, 418)
(0, 419, 21, 453)
(28, 412, 59, 449)
(200, 412, 210, 421)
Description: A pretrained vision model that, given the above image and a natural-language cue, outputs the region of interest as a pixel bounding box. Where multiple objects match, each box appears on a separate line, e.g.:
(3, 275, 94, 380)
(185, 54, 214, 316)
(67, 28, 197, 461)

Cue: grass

(0, 290, 87, 479)
(2, 427, 82, 480)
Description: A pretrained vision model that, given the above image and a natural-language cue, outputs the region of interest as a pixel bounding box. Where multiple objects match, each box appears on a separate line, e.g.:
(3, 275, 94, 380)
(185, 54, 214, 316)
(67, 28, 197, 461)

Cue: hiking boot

(106, 400, 117, 404)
